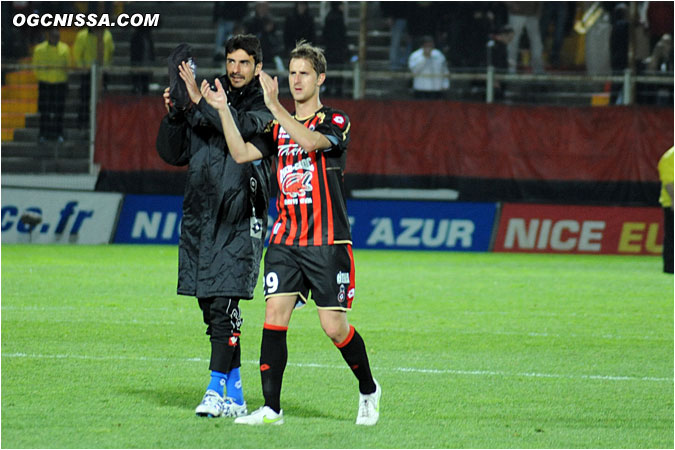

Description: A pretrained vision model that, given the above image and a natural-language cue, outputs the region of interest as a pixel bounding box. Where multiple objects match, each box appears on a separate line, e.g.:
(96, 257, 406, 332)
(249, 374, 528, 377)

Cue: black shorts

(263, 244, 356, 311)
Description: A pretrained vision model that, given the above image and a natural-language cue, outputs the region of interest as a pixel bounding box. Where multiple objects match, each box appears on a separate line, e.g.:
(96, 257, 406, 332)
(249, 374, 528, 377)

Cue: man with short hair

(199, 41, 381, 426)
(156, 35, 273, 418)
(408, 35, 449, 100)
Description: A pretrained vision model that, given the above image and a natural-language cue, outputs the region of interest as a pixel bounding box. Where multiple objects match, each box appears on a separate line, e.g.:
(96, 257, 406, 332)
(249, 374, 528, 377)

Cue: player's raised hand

(259, 70, 280, 110)
(178, 60, 202, 105)
(201, 78, 228, 111)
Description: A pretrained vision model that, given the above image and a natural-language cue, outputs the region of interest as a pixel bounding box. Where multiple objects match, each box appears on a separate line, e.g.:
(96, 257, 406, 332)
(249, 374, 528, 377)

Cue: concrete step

(1, 140, 89, 159)
(1, 157, 90, 174)
(13, 126, 88, 143)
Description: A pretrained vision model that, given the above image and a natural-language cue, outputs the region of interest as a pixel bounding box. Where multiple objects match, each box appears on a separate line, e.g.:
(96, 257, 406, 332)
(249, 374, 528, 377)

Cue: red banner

(95, 96, 672, 183)
(95, 94, 185, 172)
(494, 203, 664, 255)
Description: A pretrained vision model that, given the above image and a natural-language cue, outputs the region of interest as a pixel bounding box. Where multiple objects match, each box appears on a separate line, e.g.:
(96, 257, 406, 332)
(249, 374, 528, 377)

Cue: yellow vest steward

(658, 147, 674, 208)
(73, 29, 115, 67)
(32, 41, 71, 84)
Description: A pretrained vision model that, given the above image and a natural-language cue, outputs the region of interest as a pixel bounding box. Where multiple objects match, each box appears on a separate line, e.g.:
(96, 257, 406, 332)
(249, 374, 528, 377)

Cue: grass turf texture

(2, 244, 673, 449)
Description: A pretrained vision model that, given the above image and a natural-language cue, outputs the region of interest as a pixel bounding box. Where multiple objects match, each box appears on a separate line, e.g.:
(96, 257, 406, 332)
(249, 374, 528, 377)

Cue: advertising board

(493, 203, 663, 255)
(1, 188, 122, 244)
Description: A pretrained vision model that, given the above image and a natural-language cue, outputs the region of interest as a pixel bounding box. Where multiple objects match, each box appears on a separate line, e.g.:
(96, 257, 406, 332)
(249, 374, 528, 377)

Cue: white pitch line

(2, 352, 671, 383)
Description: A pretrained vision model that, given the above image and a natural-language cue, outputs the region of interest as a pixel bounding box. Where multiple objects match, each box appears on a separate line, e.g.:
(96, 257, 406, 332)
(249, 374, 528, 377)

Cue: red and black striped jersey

(250, 106, 351, 246)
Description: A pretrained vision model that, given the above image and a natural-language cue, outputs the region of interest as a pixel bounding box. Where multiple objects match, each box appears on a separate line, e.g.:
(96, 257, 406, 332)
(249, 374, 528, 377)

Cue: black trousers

(663, 208, 673, 274)
(38, 82, 67, 139)
(198, 297, 242, 373)
(78, 73, 90, 127)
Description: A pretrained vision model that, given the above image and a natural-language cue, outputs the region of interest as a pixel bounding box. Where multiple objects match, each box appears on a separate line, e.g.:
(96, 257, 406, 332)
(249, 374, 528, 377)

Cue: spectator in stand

(506, 1, 545, 74)
(460, 2, 509, 68)
(129, 26, 155, 94)
(657, 147, 674, 274)
(213, 2, 249, 63)
(244, 2, 284, 71)
(581, 2, 612, 76)
(33, 28, 71, 143)
(645, 33, 674, 72)
(646, 1, 674, 50)
(639, 33, 673, 105)
(284, 2, 316, 52)
(322, 1, 349, 97)
(408, 35, 449, 100)
(539, 1, 569, 69)
(73, 26, 114, 128)
(380, 1, 414, 70)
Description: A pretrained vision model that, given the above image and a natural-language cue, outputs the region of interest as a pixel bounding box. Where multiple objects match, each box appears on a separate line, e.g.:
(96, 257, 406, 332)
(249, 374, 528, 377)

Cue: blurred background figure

(129, 26, 155, 94)
(33, 27, 71, 143)
(506, 1, 545, 74)
(408, 35, 449, 100)
(322, 1, 349, 97)
(284, 2, 316, 52)
(380, 1, 413, 70)
(244, 2, 284, 71)
(577, 2, 612, 76)
(539, 1, 569, 69)
(213, 2, 248, 63)
(657, 147, 674, 274)
(73, 26, 115, 128)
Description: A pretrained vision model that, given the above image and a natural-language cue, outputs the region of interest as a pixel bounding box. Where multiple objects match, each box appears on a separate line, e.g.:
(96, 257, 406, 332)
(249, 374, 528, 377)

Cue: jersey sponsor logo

(281, 171, 313, 199)
(332, 113, 346, 128)
(278, 143, 304, 157)
(347, 288, 355, 300)
(336, 271, 350, 284)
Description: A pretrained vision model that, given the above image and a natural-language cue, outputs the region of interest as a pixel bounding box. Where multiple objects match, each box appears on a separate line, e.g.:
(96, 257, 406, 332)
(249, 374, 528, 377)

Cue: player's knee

(322, 322, 349, 343)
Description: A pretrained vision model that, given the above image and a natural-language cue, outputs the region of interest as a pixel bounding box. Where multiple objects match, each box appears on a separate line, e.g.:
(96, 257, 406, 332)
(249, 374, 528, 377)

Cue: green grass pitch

(2, 244, 673, 448)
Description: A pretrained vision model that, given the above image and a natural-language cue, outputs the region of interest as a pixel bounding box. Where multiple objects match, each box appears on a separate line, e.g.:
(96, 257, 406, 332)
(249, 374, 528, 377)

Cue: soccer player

(200, 41, 381, 426)
(155, 35, 273, 418)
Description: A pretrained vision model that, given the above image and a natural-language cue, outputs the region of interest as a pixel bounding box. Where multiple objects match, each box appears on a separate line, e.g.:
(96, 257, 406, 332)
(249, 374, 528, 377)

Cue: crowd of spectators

(1, 1, 672, 104)
(380, 1, 672, 75)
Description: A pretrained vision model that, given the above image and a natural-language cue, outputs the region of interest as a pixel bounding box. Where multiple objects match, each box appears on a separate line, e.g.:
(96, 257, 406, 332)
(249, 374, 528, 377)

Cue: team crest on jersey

(338, 284, 346, 303)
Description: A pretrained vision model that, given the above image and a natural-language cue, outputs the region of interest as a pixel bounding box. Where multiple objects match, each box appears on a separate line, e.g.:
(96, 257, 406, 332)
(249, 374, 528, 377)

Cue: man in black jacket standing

(156, 35, 273, 418)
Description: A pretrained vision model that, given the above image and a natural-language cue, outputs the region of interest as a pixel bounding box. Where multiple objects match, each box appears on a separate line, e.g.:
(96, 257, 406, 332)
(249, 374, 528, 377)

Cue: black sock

(336, 325, 376, 394)
(260, 324, 288, 413)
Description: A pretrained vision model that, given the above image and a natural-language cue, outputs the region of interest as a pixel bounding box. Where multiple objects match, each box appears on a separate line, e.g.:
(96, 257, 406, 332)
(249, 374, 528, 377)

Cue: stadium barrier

(3, 188, 663, 255)
(92, 96, 671, 206)
(494, 203, 664, 255)
(1, 187, 122, 244)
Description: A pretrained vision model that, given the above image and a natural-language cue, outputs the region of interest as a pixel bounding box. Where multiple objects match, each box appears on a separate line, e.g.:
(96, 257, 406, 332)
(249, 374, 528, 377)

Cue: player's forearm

(218, 107, 257, 163)
(268, 102, 329, 153)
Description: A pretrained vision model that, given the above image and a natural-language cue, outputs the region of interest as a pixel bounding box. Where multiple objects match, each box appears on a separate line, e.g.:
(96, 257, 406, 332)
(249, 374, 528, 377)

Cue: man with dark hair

(155, 34, 273, 418)
(200, 41, 381, 426)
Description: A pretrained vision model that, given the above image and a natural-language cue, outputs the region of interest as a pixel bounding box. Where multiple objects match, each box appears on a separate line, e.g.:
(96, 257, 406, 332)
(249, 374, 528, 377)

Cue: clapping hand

(258, 70, 280, 111)
(200, 78, 228, 111)
(178, 60, 202, 105)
